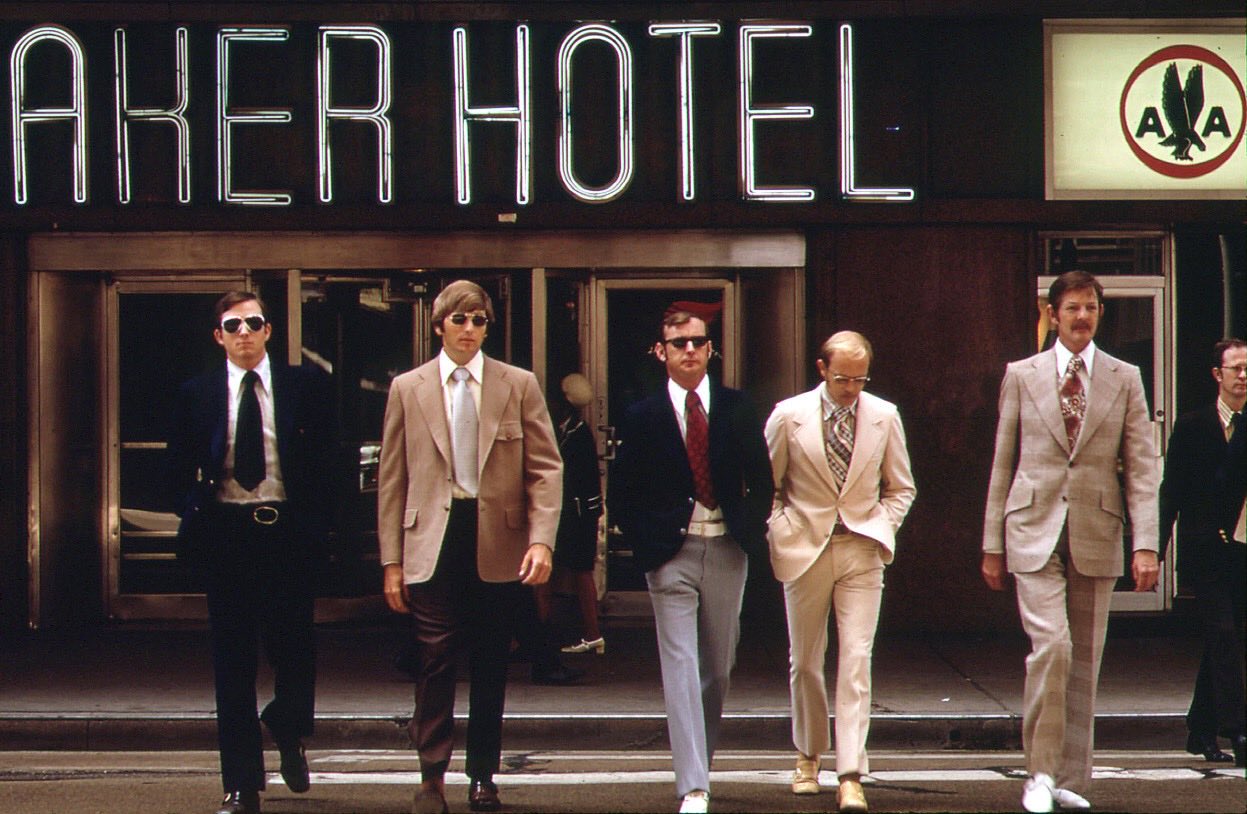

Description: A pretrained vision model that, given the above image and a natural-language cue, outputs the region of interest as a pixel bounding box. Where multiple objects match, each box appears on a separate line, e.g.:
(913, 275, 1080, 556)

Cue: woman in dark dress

(540, 373, 605, 654)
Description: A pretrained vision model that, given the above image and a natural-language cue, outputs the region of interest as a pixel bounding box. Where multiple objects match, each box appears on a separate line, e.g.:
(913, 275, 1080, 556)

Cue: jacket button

(679, 528, 687, 536)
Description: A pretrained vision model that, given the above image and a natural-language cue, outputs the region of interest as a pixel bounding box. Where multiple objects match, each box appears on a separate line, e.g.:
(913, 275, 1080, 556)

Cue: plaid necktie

(825, 404, 854, 490)
(1059, 355, 1086, 453)
(684, 390, 717, 509)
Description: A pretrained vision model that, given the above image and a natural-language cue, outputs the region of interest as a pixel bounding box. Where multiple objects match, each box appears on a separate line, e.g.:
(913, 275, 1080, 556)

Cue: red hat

(664, 300, 722, 324)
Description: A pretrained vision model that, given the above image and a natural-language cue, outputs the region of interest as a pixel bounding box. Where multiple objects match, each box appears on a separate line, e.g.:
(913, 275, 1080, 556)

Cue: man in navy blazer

(167, 291, 334, 814)
(609, 306, 771, 814)
(1160, 337, 1247, 767)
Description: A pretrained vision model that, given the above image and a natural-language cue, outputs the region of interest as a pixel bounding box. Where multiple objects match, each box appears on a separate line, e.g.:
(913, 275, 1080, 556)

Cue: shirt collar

(821, 386, 857, 419)
(1054, 339, 1096, 378)
(227, 353, 271, 393)
(1217, 397, 1240, 429)
(439, 349, 485, 385)
(668, 375, 712, 413)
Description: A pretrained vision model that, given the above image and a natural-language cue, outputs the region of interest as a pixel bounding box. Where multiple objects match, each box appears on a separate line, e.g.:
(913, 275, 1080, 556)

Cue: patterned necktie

(825, 404, 854, 490)
(451, 367, 479, 495)
(234, 370, 265, 491)
(1059, 355, 1086, 453)
(684, 390, 717, 509)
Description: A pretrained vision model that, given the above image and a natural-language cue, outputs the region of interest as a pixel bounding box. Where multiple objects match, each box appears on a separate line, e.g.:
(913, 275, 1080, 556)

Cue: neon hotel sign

(8, 21, 915, 207)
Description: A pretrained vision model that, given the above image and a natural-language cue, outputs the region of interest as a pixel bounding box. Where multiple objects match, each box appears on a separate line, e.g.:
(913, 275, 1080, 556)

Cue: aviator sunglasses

(448, 312, 490, 327)
(663, 336, 711, 351)
(220, 315, 268, 334)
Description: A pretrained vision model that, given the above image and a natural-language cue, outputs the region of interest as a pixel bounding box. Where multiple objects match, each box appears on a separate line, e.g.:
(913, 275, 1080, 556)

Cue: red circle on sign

(1118, 44, 1246, 179)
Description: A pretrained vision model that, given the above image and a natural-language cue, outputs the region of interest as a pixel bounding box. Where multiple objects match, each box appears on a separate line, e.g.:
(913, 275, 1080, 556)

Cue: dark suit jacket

(608, 380, 772, 573)
(166, 360, 335, 566)
(1159, 404, 1247, 578)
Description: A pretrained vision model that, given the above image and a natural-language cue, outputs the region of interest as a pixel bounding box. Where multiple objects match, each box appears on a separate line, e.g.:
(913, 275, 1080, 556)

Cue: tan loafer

(792, 753, 820, 794)
(837, 777, 868, 813)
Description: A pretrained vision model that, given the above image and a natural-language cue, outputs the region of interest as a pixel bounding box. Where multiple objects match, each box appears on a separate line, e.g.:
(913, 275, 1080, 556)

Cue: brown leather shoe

(792, 753, 821, 794)
(214, 790, 260, 814)
(468, 778, 502, 812)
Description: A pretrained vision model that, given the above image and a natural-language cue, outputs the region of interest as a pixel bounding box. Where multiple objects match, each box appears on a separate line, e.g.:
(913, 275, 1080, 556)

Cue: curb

(0, 713, 1186, 752)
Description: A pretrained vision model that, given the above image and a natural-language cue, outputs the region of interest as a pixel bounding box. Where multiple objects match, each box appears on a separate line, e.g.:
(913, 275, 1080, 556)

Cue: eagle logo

(1159, 63, 1206, 160)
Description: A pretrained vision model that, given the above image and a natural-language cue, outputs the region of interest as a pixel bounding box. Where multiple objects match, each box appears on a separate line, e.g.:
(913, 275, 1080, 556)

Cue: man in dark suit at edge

(168, 291, 335, 814)
(1160, 337, 1247, 767)
(608, 303, 772, 814)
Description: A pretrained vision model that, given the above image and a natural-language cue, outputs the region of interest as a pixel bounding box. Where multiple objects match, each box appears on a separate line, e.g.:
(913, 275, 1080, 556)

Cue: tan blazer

(377, 355, 562, 584)
(982, 347, 1159, 577)
(765, 387, 916, 583)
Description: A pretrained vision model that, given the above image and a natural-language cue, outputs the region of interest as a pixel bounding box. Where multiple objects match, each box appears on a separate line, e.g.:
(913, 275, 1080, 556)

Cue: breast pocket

(498, 421, 524, 442)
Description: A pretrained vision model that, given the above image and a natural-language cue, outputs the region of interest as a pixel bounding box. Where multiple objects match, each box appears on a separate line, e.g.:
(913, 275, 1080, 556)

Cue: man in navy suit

(1160, 337, 1247, 767)
(609, 306, 771, 814)
(168, 291, 334, 814)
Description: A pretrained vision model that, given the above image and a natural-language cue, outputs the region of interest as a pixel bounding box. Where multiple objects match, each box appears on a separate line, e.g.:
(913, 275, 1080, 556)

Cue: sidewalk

(0, 617, 1200, 752)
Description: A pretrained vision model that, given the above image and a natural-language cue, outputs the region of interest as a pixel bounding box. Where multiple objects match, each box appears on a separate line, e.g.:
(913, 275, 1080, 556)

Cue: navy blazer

(1159, 404, 1247, 577)
(166, 360, 336, 561)
(608, 380, 772, 572)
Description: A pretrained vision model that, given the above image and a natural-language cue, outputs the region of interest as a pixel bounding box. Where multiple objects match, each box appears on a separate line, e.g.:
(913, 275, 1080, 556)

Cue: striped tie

(825, 404, 854, 490)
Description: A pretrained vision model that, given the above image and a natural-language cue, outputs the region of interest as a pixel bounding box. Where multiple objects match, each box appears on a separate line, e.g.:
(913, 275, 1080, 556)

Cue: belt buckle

(252, 505, 279, 525)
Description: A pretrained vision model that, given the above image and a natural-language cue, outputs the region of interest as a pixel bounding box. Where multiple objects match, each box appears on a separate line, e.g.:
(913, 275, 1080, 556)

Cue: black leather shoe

(1233, 734, 1246, 768)
(531, 663, 585, 685)
(215, 790, 260, 814)
(1185, 732, 1233, 763)
(276, 737, 310, 793)
(468, 778, 502, 812)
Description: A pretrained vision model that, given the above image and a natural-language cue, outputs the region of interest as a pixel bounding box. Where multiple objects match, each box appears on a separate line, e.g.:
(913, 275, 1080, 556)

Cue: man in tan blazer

(765, 330, 915, 813)
(982, 270, 1159, 813)
(377, 279, 562, 814)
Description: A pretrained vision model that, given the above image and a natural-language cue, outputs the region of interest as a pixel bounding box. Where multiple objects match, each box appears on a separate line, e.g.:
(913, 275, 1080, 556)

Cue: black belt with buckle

(218, 501, 286, 527)
(252, 504, 280, 525)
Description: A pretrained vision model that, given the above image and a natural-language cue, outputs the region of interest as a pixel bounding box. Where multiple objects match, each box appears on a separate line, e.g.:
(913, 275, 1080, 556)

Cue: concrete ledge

(0, 712, 1185, 752)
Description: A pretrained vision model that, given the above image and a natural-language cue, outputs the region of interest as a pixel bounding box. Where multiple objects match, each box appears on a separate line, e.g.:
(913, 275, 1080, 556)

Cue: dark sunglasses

(663, 336, 710, 351)
(449, 313, 489, 327)
(220, 315, 267, 334)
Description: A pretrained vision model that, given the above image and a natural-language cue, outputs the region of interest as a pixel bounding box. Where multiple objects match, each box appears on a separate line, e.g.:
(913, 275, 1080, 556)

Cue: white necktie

(451, 367, 479, 495)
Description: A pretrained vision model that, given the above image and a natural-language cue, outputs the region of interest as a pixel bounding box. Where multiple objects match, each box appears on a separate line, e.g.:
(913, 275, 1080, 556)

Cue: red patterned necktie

(684, 390, 717, 509)
(1059, 355, 1086, 453)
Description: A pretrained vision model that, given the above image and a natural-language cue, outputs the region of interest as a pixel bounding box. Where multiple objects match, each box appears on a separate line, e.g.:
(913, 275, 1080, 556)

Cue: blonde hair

(818, 330, 873, 366)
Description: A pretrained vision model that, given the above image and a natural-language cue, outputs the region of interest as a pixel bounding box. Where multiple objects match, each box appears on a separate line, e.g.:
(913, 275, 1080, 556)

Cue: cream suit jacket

(982, 347, 1159, 577)
(377, 355, 562, 584)
(765, 387, 916, 583)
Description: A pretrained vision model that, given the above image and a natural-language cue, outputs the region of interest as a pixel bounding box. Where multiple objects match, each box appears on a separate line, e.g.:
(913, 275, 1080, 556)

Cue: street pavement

(0, 749, 1243, 813)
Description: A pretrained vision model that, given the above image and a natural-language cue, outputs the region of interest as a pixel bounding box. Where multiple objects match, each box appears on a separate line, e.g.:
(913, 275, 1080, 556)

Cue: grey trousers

(646, 534, 748, 798)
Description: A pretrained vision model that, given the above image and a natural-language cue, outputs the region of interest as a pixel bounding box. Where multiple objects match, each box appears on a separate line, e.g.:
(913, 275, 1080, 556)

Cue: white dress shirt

(439, 350, 484, 499)
(220, 353, 287, 503)
(1054, 339, 1096, 392)
(666, 375, 723, 524)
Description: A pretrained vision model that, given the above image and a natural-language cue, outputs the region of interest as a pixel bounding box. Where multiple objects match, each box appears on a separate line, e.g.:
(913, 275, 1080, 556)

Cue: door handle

(599, 424, 618, 460)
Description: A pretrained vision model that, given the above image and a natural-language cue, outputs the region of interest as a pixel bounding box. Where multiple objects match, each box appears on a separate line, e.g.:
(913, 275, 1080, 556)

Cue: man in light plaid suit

(982, 270, 1159, 812)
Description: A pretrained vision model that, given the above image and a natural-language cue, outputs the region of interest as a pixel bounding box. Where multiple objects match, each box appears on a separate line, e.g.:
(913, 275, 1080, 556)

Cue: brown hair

(431, 279, 495, 328)
(818, 330, 873, 366)
(212, 291, 268, 325)
(1214, 337, 1247, 368)
(1047, 270, 1104, 311)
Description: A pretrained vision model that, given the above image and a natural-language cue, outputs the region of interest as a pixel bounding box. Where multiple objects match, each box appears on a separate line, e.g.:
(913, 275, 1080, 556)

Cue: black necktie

(234, 370, 264, 491)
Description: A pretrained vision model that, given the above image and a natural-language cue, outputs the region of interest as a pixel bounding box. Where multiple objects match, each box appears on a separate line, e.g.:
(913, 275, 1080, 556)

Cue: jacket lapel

(208, 366, 229, 475)
(793, 389, 839, 494)
(1020, 350, 1070, 455)
(270, 363, 294, 470)
(478, 357, 509, 467)
(414, 362, 453, 467)
(841, 395, 884, 495)
(1075, 352, 1125, 457)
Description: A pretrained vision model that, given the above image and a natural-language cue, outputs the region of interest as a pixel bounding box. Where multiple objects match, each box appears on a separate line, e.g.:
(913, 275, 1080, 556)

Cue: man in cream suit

(982, 270, 1159, 813)
(378, 279, 562, 814)
(764, 330, 915, 813)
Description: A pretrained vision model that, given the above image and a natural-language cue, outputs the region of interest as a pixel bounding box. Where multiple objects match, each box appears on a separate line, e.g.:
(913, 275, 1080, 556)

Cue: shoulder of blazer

(857, 390, 899, 419)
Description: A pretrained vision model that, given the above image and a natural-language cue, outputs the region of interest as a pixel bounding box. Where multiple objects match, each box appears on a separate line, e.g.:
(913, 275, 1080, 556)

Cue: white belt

(686, 520, 727, 537)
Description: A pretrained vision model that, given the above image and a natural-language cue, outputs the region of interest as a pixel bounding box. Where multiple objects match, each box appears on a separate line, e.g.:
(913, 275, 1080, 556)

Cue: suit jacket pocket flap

(1098, 489, 1124, 519)
(1004, 481, 1034, 514)
(505, 506, 527, 530)
(499, 421, 524, 441)
(403, 508, 418, 528)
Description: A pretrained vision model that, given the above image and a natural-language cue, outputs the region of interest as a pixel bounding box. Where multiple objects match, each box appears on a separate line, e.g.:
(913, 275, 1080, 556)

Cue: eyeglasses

(448, 313, 489, 327)
(830, 374, 871, 385)
(220, 315, 267, 334)
(1220, 364, 1247, 375)
(663, 336, 711, 351)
